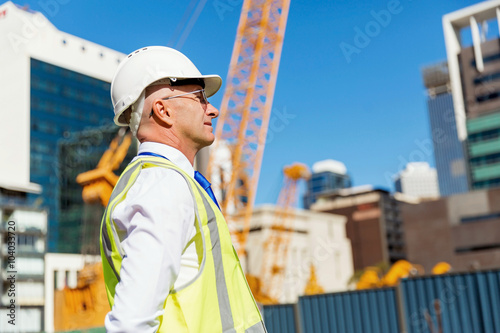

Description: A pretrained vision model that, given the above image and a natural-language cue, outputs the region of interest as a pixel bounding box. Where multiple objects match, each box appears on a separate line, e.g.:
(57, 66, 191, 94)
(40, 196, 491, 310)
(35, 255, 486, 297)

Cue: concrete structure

(303, 159, 352, 209)
(207, 140, 234, 210)
(0, 1, 126, 251)
(246, 205, 353, 304)
(0, 206, 47, 333)
(421, 61, 470, 196)
(443, 1, 500, 190)
(401, 187, 500, 273)
(311, 187, 407, 271)
(394, 162, 440, 199)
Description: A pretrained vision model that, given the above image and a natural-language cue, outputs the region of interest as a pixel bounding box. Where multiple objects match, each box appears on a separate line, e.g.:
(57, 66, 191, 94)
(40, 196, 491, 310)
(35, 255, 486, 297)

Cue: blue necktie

(194, 171, 220, 209)
(138, 152, 220, 209)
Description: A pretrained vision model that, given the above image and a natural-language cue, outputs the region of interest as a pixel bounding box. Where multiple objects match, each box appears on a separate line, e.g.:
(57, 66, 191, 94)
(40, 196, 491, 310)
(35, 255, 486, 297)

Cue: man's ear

(122, 107, 132, 124)
(151, 99, 174, 126)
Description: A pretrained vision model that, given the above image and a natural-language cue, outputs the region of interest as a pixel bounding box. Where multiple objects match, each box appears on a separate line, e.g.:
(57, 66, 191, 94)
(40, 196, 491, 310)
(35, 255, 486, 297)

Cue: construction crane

(304, 264, 325, 296)
(206, 0, 291, 256)
(247, 163, 310, 304)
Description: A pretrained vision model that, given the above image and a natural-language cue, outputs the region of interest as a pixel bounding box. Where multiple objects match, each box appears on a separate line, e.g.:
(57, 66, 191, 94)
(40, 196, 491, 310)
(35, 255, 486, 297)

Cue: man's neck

(140, 139, 197, 165)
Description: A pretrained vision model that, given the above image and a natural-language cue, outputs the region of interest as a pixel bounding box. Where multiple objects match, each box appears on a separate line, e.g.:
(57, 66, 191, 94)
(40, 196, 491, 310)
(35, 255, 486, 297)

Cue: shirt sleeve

(104, 167, 195, 333)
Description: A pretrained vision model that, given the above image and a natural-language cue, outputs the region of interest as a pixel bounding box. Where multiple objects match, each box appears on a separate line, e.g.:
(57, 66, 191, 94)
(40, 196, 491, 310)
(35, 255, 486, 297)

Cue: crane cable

(167, 0, 209, 50)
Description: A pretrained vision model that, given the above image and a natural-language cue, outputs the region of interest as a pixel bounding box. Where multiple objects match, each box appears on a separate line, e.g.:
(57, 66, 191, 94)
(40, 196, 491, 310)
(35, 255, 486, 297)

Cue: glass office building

(303, 168, 351, 209)
(422, 62, 469, 197)
(427, 92, 469, 196)
(58, 125, 135, 254)
(28, 58, 115, 252)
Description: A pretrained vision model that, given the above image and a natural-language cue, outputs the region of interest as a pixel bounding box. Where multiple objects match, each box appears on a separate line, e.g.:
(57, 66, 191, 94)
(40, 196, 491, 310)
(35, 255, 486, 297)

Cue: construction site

(0, 0, 500, 332)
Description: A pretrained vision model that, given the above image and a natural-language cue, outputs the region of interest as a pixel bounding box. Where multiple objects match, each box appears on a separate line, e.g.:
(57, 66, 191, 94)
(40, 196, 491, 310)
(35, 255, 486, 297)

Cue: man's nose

(207, 103, 219, 118)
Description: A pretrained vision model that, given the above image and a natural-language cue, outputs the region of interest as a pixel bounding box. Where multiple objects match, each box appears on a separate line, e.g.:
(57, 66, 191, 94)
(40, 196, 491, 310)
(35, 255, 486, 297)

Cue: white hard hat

(111, 46, 222, 126)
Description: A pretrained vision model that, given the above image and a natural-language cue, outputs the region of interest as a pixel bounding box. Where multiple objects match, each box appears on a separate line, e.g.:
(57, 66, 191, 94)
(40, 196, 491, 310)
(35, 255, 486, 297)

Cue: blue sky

(16, 0, 482, 205)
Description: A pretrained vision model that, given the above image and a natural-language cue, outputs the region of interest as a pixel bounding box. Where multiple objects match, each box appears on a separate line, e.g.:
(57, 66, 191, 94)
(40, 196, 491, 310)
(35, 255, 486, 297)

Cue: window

(470, 152, 500, 167)
(18, 234, 35, 247)
(468, 128, 500, 143)
(461, 212, 500, 224)
(473, 178, 500, 188)
(471, 53, 500, 67)
(476, 90, 500, 103)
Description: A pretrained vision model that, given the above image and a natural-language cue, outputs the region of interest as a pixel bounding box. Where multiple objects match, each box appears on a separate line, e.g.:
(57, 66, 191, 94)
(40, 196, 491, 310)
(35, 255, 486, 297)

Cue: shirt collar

(137, 142, 195, 178)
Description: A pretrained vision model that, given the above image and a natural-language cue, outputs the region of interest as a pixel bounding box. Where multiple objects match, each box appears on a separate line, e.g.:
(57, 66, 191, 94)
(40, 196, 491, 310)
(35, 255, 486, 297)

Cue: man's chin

(206, 133, 216, 145)
(206, 137, 216, 146)
(196, 137, 215, 149)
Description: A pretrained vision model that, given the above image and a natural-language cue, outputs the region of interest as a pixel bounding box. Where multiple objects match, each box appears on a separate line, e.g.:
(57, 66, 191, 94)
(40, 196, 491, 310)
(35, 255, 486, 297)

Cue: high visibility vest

(100, 156, 267, 332)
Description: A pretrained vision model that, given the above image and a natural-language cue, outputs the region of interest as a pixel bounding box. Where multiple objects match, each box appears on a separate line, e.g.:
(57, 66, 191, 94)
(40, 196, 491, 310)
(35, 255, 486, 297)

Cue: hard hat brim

(201, 74, 223, 98)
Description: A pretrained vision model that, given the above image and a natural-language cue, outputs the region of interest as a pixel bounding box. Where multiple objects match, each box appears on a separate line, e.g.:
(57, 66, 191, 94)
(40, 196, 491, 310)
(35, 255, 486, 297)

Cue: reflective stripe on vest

(100, 157, 267, 333)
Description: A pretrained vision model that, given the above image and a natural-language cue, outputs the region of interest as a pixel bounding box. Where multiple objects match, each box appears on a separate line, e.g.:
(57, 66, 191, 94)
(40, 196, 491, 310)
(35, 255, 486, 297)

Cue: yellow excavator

(76, 128, 132, 206)
(356, 260, 452, 290)
(54, 129, 132, 332)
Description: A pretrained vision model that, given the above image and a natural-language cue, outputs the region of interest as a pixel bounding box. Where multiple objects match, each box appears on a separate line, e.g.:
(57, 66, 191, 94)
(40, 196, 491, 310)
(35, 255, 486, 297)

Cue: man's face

(166, 84, 219, 149)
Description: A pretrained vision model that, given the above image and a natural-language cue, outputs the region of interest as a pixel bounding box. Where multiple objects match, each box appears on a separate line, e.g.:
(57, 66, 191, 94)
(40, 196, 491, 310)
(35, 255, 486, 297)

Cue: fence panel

(298, 288, 400, 333)
(263, 303, 298, 333)
(400, 269, 500, 333)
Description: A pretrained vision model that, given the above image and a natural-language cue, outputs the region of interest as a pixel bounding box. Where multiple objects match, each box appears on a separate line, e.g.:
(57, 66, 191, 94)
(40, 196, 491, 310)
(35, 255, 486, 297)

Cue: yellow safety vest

(100, 156, 266, 332)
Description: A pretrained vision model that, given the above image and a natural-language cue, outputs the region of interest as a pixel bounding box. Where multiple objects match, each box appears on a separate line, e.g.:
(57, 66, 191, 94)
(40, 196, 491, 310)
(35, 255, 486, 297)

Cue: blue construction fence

(262, 269, 500, 333)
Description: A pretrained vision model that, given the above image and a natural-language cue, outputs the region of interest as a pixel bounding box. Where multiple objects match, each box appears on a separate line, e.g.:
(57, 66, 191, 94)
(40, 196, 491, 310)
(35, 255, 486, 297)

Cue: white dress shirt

(105, 142, 199, 333)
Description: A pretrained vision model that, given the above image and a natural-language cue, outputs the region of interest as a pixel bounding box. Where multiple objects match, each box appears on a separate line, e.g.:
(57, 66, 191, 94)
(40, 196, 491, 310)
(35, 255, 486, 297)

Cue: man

(100, 46, 266, 332)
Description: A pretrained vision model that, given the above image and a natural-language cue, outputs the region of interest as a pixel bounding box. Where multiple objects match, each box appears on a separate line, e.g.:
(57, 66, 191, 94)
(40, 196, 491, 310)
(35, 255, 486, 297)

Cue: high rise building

(0, 1, 126, 251)
(443, 1, 500, 190)
(394, 162, 440, 199)
(421, 62, 469, 196)
(303, 159, 351, 209)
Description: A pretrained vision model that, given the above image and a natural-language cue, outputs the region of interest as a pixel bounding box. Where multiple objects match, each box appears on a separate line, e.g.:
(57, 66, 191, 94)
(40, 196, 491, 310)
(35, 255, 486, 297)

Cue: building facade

(459, 37, 500, 189)
(0, 206, 47, 333)
(394, 162, 440, 199)
(303, 159, 352, 209)
(245, 205, 353, 304)
(311, 187, 407, 271)
(0, 1, 126, 251)
(421, 62, 470, 196)
(58, 125, 136, 254)
(402, 187, 500, 273)
(443, 1, 500, 191)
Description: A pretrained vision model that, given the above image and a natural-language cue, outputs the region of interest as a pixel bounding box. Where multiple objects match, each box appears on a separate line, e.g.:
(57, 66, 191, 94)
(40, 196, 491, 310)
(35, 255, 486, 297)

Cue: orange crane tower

(250, 163, 310, 303)
(207, 0, 291, 255)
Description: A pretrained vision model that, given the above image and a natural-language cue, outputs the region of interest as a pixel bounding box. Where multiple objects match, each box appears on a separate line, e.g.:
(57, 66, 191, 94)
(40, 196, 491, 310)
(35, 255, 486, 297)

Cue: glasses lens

(201, 90, 208, 104)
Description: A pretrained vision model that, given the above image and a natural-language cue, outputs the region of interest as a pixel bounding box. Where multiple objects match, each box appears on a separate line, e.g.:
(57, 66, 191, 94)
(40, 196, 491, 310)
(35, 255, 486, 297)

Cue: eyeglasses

(149, 89, 209, 117)
(162, 89, 208, 106)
